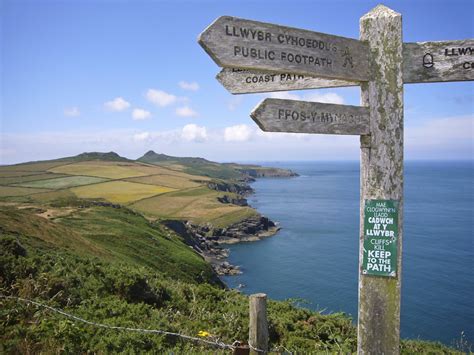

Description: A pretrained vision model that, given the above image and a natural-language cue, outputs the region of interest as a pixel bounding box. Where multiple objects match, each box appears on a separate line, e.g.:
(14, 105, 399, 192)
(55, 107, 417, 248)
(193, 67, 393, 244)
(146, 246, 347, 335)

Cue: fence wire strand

(0, 294, 238, 351)
(0, 294, 294, 353)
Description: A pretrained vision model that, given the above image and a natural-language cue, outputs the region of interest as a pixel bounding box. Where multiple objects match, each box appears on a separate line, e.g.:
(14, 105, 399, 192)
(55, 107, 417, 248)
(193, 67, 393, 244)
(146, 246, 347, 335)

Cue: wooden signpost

(199, 4, 473, 354)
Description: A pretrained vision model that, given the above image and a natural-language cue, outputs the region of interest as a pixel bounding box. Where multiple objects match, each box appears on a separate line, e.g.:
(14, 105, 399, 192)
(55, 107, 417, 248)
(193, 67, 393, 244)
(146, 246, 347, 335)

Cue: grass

(0, 207, 106, 257)
(29, 189, 77, 202)
(0, 204, 217, 284)
(14, 175, 108, 189)
(71, 180, 176, 204)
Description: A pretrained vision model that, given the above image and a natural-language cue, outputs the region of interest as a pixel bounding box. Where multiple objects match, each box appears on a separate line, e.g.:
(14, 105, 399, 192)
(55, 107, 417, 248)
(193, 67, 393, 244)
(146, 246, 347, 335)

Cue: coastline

(163, 174, 296, 278)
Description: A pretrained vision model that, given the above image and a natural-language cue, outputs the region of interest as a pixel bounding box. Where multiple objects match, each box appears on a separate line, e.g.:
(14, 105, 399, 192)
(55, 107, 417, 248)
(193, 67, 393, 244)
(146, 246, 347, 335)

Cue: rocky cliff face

(207, 181, 253, 196)
(161, 215, 279, 276)
(217, 195, 248, 206)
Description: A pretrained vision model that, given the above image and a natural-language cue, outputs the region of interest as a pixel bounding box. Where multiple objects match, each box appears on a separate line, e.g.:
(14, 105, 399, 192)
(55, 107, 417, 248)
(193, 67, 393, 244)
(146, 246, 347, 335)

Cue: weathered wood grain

(403, 40, 474, 83)
(199, 16, 370, 81)
(358, 5, 404, 355)
(249, 293, 268, 355)
(250, 98, 369, 135)
(216, 68, 358, 94)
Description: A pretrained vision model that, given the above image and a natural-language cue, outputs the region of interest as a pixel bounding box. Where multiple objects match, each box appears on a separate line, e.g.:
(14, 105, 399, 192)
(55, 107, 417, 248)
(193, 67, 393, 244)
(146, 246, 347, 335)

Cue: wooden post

(358, 5, 404, 354)
(249, 293, 268, 354)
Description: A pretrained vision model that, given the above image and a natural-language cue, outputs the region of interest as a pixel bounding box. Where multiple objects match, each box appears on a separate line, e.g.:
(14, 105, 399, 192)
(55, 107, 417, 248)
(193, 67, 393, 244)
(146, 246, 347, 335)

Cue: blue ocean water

(223, 161, 473, 346)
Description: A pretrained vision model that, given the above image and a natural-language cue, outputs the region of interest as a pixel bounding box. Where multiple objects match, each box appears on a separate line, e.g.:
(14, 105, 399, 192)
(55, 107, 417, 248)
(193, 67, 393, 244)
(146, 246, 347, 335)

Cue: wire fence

(1, 294, 287, 353)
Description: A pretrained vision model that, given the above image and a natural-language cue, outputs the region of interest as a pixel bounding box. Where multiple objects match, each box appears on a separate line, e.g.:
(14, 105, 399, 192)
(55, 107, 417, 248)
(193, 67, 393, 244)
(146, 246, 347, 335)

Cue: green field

(71, 180, 176, 204)
(14, 175, 108, 189)
(0, 172, 69, 185)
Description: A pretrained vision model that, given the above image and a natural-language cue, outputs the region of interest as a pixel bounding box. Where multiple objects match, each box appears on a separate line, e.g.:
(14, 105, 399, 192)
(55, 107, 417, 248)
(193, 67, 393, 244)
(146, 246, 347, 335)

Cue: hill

(0, 152, 252, 226)
(0, 152, 295, 275)
(137, 150, 298, 180)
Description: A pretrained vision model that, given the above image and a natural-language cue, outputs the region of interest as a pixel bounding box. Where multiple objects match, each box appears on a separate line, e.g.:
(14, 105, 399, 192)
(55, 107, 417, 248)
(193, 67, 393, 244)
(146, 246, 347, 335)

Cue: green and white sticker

(362, 200, 398, 277)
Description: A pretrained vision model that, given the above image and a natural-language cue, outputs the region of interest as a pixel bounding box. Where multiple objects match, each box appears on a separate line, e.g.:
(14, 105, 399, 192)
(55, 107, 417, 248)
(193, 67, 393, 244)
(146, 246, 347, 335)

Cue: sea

(222, 161, 473, 347)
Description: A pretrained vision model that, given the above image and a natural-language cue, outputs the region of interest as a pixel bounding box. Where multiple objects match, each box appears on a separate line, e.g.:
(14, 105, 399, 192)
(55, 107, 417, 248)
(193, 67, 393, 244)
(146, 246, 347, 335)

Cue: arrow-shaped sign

(217, 68, 357, 94)
(199, 16, 370, 81)
(251, 98, 370, 135)
(403, 39, 474, 83)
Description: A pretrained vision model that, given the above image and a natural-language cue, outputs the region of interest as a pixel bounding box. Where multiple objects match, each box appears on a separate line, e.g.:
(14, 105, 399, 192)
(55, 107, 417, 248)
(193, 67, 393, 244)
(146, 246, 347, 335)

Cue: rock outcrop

(207, 181, 253, 196)
(217, 195, 248, 206)
(162, 215, 279, 276)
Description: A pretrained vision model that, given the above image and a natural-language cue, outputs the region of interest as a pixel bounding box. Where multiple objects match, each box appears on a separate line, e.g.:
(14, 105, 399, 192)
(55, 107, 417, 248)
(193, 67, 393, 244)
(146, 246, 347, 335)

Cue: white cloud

(132, 108, 151, 121)
(176, 106, 198, 117)
(64, 106, 80, 117)
(104, 97, 130, 112)
(267, 91, 301, 100)
(133, 132, 150, 141)
(266, 91, 344, 104)
(224, 124, 253, 142)
(146, 89, 177, 107)
(179, 81, 200, 91)
(181, 124, 207, 142)
(304, 92, 345, 104)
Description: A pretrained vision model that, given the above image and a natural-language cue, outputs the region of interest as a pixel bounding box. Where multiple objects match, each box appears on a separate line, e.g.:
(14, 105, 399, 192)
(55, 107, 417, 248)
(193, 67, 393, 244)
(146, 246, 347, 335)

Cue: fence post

(249, 293, 268, 354)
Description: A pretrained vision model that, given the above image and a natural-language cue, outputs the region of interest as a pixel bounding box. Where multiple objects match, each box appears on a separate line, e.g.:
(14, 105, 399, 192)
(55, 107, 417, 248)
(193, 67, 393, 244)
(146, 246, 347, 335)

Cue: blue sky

(1, 0, 473, 164)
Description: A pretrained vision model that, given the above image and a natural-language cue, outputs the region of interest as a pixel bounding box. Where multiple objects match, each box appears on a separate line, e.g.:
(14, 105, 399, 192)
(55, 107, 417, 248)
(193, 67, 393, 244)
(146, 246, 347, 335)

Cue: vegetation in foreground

(0, 205, 464, 354)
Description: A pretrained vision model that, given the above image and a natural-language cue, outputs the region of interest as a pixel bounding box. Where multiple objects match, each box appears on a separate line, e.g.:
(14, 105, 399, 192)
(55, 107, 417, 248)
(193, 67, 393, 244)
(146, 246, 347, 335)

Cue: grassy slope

(0, 206, 218, 285)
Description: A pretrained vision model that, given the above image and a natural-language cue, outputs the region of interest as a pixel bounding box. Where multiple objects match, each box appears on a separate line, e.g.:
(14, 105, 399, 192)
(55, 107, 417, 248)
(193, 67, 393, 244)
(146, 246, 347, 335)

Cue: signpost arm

(358, 5, 404, 354)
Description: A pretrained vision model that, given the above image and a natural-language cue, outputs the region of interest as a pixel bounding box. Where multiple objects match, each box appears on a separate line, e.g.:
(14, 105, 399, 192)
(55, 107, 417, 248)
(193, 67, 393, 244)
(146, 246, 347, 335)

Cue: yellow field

(0, 171, 45, 178)
(132, 163, 213, 181)
(0, 186, 50, 197)
(49, 162, 153, 179)
(71, 181, 175, 204)
(126, 174, 203, 189)
(130, 186, 253, 226)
